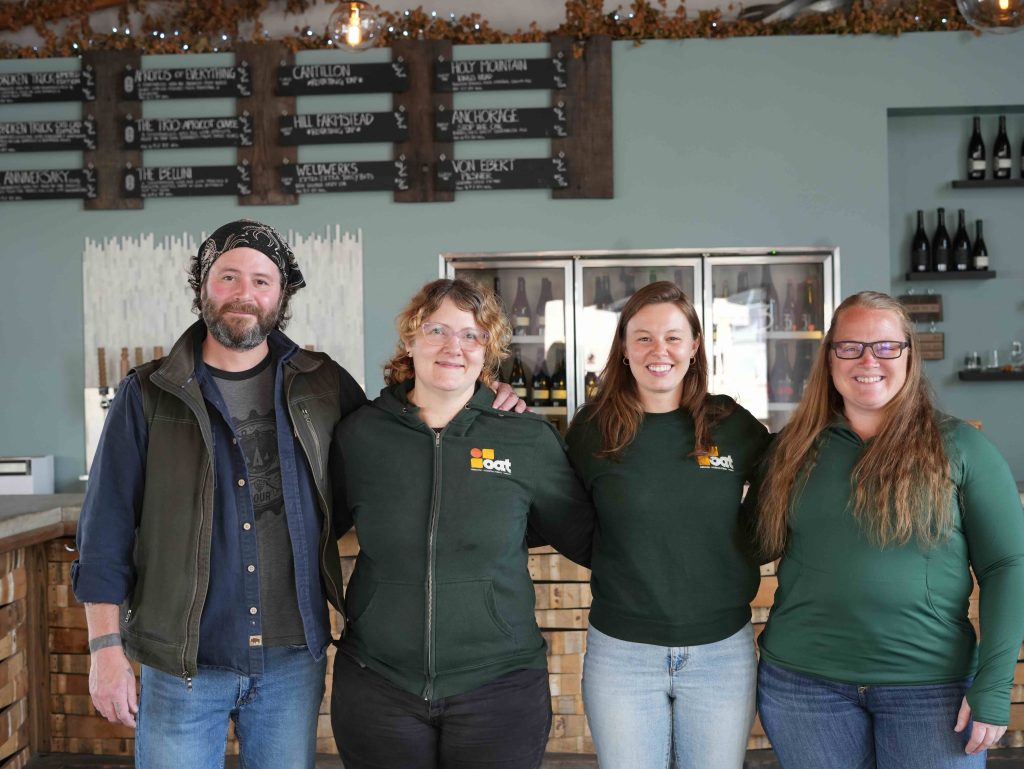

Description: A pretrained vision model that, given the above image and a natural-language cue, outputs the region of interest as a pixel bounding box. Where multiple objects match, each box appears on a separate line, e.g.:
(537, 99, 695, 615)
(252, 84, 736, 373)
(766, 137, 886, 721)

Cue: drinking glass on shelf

(986, 349, 1000, 370)
(1010, 341, 1023, 368)
(964, 352, 981, 371)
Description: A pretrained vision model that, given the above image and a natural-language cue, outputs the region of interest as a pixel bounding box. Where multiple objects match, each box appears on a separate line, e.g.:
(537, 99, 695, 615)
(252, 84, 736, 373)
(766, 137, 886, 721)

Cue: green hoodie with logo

(566, 397, 770, 647)
(330, 380, 594, 700)
(750, 417, 1024, 726)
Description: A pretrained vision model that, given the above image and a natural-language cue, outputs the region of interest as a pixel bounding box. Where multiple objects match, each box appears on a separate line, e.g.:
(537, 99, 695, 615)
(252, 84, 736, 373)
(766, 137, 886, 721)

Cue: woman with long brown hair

(566, 281, 770, 768)
(329, 278, 594, 769)
(750, 290, 1024, 768)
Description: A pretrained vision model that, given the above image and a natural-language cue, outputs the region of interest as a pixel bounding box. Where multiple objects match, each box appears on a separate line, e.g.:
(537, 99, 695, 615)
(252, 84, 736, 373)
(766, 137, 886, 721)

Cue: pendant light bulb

(327, 1, 380, 51)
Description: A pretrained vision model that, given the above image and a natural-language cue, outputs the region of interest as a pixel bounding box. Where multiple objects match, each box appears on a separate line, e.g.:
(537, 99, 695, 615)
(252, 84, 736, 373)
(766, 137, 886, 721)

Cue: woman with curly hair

(566, 281, 771, 768)
(329, 278, 594, 769)
(750, 290, 1024, 768)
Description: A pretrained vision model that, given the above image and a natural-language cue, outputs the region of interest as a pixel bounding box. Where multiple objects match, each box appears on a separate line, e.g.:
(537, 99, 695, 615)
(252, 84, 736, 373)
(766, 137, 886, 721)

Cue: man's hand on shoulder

(489, 381, 528, 413)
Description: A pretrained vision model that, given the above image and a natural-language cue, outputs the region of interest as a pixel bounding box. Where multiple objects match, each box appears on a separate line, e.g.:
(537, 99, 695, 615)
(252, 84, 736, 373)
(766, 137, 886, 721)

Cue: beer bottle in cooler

(534, 278, 554, 337)
(510, 277, 532, 336)
(530, 351, 551, 407)
(508, 350, 528, 399)
(550, 356, 568, 407)
(768, 344, 795, 403)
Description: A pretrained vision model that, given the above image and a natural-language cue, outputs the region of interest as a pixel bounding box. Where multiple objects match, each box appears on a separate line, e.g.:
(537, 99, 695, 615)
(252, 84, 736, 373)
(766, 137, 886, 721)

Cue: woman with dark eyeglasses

(745, 291, 1024, 768)
(328, 278, 594, 769)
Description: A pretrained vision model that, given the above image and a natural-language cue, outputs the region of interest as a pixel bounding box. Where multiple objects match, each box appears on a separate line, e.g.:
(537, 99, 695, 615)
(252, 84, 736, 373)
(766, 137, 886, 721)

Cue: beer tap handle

(119, 347, 130, 381)
(134, 346, 144, 366)
(154, 345, 164, 359)
(97, 347, 108, 391)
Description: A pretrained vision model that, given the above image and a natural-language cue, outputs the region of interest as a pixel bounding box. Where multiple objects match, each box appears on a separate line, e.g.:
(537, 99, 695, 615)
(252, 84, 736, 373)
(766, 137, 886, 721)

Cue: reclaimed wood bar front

(2, 489, 1023, 763)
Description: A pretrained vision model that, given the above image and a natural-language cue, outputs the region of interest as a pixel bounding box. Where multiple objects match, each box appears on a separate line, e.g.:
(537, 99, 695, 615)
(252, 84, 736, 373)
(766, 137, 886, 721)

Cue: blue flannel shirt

(72, 327, 365, 675)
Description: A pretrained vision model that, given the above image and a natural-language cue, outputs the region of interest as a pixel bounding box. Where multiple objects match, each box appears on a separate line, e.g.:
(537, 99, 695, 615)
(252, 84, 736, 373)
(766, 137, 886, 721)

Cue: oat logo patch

(470, 447, 512, 475)
(697, 445, 734, 471)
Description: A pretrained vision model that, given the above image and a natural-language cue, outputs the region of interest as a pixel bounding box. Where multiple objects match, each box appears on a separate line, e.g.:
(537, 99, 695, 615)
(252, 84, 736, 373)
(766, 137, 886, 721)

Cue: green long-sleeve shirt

(566, 397, 770, 647)
(753, 417, 1024, 726)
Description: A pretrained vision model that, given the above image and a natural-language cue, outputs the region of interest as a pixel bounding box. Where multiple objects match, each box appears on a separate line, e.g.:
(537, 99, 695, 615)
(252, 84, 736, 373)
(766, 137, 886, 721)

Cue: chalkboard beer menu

(0, 67, 95, 104)
(0, 119, 97, 152)
(434, 57, 567, 92)
(280, 159, 410, 193)
(122, 64, 251, 100)
(436, 154, 568, 192)
(0, 167, 97, 200)
(123, 115, 253, 149)
(123, 165, 251, 198)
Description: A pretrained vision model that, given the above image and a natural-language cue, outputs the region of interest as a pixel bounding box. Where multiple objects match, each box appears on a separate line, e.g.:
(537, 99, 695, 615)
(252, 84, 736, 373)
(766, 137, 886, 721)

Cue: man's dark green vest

(123, 321, 346, 678)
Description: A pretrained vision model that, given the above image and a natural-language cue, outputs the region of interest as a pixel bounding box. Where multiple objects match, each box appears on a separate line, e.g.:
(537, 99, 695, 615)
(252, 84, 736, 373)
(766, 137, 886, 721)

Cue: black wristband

(88, 633, 122, 653)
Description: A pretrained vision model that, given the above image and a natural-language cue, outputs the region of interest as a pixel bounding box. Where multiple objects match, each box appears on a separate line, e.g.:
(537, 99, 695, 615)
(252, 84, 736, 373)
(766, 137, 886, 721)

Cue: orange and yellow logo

(470, 447, 512, 475)
(697, 445, 735, 471)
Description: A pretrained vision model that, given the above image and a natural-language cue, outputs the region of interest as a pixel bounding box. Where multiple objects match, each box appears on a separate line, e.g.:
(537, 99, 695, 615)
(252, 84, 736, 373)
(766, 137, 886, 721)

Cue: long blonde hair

(756, 291, 952, 555)
(383, 279, 511, 387)
(585, 281, 731, 459)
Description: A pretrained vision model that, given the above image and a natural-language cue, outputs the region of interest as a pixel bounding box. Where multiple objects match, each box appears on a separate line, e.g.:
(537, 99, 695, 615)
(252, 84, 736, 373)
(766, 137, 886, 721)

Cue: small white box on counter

(0, 455, 54, 495)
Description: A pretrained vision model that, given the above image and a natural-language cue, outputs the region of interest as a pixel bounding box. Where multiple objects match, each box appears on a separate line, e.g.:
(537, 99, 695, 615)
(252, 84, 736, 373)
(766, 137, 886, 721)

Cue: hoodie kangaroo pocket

(349, 580, 423, 669)
(435, 579, 519, 674)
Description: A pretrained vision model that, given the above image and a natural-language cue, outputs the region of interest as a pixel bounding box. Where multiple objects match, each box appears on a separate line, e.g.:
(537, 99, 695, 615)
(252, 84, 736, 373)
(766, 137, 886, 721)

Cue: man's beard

(202, 296, 281, 351)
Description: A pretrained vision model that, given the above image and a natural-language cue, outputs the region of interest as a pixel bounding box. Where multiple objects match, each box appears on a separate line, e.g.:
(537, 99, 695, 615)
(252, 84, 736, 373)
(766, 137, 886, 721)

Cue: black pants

(331, 650, 552, 769)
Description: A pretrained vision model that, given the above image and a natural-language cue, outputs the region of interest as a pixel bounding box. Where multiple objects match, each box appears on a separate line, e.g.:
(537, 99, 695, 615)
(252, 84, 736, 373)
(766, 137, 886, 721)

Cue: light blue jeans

(135, 645, 326, 769)
(583, 622, 757, 769)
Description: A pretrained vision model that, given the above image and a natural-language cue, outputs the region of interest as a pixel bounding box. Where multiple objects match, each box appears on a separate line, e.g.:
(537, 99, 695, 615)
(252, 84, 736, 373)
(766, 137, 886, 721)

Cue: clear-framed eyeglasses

(830, 340, 910, 360)
(419, 321, 490, 351)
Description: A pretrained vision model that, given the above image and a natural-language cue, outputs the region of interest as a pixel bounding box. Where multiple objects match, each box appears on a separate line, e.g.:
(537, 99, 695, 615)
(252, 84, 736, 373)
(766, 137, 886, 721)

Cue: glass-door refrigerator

(441, 253, 576, 432)
(704, 249, 838, 431)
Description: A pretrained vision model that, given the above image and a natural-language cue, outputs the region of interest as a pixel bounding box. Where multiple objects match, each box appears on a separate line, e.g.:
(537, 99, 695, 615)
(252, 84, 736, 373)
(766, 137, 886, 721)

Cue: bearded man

(71, 219, 368, 769)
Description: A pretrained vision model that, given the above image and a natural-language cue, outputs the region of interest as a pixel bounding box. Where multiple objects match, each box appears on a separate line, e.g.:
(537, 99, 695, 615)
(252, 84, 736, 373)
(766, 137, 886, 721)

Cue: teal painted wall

(0, 33, 1022, 490)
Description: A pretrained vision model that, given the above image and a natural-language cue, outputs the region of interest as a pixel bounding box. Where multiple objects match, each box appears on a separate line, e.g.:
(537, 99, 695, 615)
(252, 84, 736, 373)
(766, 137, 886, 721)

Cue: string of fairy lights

(0, 0, 975, 60)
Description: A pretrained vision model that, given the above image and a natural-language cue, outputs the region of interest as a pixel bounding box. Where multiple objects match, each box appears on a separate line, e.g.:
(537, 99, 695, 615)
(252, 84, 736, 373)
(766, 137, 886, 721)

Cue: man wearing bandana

(71, 219, 522, 768)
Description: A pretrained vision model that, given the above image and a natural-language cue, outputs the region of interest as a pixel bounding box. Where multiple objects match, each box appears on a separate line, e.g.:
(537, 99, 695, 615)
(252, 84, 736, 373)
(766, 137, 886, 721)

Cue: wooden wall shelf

(905, 271, 996, 281)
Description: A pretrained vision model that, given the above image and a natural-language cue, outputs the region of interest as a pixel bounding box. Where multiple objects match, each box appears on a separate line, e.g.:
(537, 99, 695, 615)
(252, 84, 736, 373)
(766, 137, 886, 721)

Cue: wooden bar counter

(2, 488, 1023, 765)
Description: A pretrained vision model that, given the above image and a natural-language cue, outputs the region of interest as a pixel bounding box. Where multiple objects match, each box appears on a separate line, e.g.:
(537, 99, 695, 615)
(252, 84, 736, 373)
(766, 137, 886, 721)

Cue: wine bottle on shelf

(967, 116, 986, 180)
(800, 277, 816, 332)
(793, 344, 815, 398)
(649, 268, 659, 285)
(951, 209, 972, 272)
(768, 344, 795, 403)
(761, 266, 780, 332)
(510, 277, 532, 336)
(737, 271, 749, 294)
(534, 278, 554, 337)
(932, 208, 951, 273)
(621, 270, 637, 297)
(508, 350, 528, 399)
(673, 269, 685, 292)
(720, 277, 731, 299)
(584, 370, 599, 402)
(782, 281, 797, 331)
(530, 352, 551, 407)
(492, 276, 504, 311)
(550, 356, 568, 407)
(972, 220, 989, 271)
(910, 210, 931, 273)
(1020, 133, 1024, 179)
(993, 115, 1011, 180)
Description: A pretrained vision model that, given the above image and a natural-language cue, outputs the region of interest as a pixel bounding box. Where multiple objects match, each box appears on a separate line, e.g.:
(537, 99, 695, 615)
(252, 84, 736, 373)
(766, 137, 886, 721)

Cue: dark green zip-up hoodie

(331, 380, 595, 700)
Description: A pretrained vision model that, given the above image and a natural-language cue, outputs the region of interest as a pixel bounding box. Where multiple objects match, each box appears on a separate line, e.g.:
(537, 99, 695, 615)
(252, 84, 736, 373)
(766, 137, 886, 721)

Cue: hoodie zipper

(423, 429, 444, 701)
(300, 406, 324, 481)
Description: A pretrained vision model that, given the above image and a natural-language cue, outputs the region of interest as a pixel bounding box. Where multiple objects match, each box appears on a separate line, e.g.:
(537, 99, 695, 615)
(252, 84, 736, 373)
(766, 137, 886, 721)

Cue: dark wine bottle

(993, 115, 1011, 180)
(510, 277, 532, 336)
(910, 210, 931, 273)
(621, 271, 637, 297)
(972, 220, 989, 271)
(932, 208, 950, 273)
(530, 352, 551, 407)
(534, 278, 554, 337)
(508, 350, 528, 399)
(648, 268, 659, 285)
(768, 344, 795, 403)
(550, 356, 568, 407)
(584, 370, 599, 402)
(800, 277, 816, 332)
(1021, 133, 1024, 179)
(492, 276, 505, 315)
(952, 209, 972, 272)
(782, 281, 797, 331)
(793, 344, 815, 398)
(967, 116, 986, 180)
(737, 271, 750, 294)
(761, 267, 780, 332)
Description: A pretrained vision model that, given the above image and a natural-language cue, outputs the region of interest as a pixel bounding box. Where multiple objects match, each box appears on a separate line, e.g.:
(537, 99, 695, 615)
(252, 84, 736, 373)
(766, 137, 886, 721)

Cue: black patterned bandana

(198, 219, 305, 290)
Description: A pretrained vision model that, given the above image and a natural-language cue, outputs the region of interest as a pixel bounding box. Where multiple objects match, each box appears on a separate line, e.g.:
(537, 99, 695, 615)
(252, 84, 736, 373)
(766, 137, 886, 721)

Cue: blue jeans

(583, 622, 757, 769)
(757, 659, 985, 769)
(135, 645, 326, 769)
